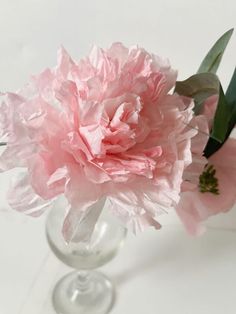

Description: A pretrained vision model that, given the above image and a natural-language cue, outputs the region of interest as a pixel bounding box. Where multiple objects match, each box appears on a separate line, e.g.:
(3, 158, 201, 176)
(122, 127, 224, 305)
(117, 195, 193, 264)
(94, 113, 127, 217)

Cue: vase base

(52, 270, 115, 314)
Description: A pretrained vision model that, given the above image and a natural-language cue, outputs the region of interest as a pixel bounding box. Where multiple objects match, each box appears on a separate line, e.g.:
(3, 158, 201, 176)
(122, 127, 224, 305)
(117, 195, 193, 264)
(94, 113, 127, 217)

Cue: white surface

(0, 1, 236, 313)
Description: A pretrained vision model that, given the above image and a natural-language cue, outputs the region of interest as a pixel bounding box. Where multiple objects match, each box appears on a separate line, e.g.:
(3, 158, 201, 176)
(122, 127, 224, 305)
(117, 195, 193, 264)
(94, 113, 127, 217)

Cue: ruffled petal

(62, 198, 106, 243)
(7, 171, 53, 217)
(62, 164, 103, 243)
(1, 44, 197, 241)
(29, 153, 67, 199)
(56, 46, 76, 79)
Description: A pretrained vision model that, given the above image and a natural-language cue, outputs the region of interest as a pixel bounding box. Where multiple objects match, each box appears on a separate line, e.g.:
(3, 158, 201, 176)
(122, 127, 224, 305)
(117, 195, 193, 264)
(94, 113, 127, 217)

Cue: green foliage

(225, 68, 236, 136)
(176, 29, 236, 158)
(175, 73, 219, 114)
(197, 28, 233, 74)
(210, 85, 232, 143)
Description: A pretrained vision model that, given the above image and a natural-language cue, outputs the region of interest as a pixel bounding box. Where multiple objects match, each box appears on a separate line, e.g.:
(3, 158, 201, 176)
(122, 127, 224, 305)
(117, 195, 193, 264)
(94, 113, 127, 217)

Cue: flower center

(198, 164, 219, 195)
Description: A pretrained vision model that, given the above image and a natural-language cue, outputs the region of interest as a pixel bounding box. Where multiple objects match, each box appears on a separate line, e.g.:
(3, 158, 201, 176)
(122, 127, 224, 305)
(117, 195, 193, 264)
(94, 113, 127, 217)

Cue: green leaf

(210, 84, 232, 142)
(226, 67, 236, 106)
(204, 138, 222, 158)
(204, 84, 234, 157)
(197, 28, 234, 74)
(175, 73, 219, 114)
(223, 67, 236, 139)
(227, 105, 236, 138)
(0, 142, 7, 146)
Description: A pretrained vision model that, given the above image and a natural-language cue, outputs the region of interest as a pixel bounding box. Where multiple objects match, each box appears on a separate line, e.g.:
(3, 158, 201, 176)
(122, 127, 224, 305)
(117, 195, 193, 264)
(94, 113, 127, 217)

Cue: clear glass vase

(46, 198, 127, 314)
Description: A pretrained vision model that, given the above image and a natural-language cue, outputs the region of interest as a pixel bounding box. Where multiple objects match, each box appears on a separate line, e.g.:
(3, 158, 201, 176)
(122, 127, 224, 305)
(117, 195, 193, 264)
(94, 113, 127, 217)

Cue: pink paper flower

(0, 43, 195, 242)
(176, 95, 236, 235)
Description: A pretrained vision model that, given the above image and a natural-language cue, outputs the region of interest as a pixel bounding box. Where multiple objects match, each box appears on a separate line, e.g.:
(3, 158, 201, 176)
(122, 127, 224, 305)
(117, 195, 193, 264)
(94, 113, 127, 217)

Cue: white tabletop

(1, 1, 236, 313)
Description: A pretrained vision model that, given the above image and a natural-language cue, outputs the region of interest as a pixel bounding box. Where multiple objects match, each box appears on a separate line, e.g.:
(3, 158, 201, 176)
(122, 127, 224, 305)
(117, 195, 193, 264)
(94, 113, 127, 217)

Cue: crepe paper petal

(0, 43, 197, 239)
(7, 171, 53, 217)
(62, 197, 106, 244)
(47, 166, 68, 186)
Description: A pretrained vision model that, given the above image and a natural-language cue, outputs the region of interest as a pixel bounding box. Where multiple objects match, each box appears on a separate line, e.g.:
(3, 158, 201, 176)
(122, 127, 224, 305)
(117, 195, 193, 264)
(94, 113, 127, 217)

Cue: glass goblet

(46, 199, 127, 314)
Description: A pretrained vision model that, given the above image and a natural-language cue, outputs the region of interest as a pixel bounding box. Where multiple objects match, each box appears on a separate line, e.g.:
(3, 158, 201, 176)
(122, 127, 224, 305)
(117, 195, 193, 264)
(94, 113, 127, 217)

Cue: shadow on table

(112, 226, 236, 287)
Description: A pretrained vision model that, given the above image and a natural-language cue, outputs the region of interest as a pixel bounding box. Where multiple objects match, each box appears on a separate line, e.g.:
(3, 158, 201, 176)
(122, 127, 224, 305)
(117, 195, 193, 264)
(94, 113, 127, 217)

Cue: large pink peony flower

(0, 43, 195, 242)
(176, 95, 236, 235)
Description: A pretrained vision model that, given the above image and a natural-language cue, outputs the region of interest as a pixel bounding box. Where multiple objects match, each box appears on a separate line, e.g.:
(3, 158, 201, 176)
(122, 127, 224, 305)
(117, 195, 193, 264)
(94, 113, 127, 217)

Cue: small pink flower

(0, 44, 195, 241)
(176, 95, 236, 235)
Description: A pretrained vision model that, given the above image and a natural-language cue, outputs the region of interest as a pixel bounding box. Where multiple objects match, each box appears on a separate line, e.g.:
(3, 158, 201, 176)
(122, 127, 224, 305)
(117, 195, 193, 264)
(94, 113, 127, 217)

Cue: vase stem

(69, 271, 92, 299)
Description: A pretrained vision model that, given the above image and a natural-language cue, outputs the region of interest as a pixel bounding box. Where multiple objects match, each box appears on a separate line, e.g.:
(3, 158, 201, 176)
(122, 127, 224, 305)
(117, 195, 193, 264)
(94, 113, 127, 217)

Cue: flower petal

(7, 171, 53, 217)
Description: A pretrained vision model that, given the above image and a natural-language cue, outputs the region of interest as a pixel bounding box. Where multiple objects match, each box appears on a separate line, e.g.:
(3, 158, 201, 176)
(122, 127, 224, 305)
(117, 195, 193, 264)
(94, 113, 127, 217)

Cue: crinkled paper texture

(0, 43, 196, 242)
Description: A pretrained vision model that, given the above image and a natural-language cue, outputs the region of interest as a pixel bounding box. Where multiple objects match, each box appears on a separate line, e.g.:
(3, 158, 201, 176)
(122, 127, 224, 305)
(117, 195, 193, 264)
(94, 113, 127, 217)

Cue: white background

(0, 1, 236, 313)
